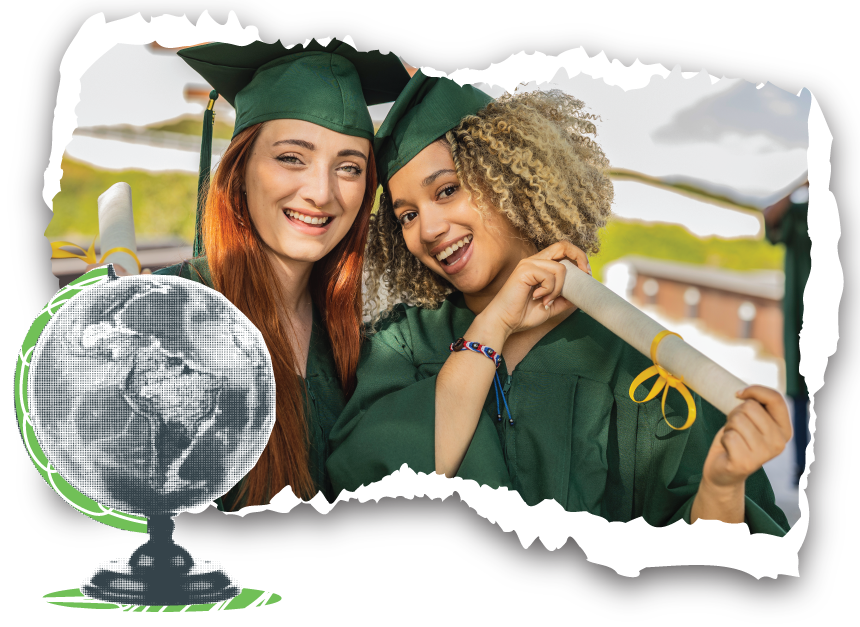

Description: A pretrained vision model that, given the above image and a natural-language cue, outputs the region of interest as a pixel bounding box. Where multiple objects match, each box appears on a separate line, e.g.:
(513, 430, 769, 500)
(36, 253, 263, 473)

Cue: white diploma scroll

(560, 260, 747, 416)
(97, 182, 139, 275)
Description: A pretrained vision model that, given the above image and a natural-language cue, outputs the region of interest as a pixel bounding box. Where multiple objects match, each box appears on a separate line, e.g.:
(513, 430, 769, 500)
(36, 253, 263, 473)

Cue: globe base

(82, 514, 240, 607)
(80, 557, 242, 605)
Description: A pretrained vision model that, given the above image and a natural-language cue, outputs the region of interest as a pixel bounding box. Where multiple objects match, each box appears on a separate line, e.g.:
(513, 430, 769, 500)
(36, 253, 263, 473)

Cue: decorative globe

(27, 273, 275, 516)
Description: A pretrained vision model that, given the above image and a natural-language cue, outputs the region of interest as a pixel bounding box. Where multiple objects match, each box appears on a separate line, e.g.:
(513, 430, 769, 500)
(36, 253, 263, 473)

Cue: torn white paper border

(44, 11, 840, 578)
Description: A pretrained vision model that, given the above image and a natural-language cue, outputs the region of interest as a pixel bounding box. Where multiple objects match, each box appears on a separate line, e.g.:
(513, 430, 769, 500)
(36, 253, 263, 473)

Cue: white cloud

(652, 82, 811, 149)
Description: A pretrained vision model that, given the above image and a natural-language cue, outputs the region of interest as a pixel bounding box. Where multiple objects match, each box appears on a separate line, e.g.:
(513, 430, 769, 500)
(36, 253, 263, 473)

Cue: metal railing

(51, 241, 193, 287)
(73, 126, 231, 154)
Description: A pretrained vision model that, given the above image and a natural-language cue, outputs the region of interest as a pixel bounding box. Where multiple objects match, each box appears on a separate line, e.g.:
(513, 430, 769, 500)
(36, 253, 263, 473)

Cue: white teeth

(435, 235, 472, 261)
(287, 210, 330, 226)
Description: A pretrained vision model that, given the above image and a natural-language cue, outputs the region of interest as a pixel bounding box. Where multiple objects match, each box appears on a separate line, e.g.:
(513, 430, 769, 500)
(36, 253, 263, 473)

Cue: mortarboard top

(373, 70, 494, 184)
(179, 39, 411, 140)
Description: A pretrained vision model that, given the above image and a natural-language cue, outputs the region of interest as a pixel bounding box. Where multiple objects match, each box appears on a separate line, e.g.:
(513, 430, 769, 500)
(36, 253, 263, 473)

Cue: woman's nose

(300, 163, 335, 209)
(419, 205, 448, 244)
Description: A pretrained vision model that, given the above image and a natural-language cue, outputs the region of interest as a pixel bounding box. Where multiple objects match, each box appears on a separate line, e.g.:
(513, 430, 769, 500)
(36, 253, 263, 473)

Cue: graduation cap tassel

(194, 90, 219, 257)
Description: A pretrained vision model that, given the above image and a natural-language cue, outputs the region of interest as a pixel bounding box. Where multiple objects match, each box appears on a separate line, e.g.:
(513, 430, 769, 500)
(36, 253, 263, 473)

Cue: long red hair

(202, 123, 376, 506)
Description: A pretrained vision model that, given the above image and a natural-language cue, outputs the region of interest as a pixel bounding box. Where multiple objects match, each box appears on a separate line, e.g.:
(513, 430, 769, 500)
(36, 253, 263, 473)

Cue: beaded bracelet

(449, 336, 502, 369)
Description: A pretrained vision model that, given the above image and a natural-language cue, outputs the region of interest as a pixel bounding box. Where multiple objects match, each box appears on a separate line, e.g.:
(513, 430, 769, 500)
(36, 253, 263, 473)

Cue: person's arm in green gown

(435, 314, 507, 475)
(657, 392, 790, 535)
(326, 311, 439, 493)
(690, 385, 792, 526)
(327, 306, 515, 495)
(436, 242, 590, 476)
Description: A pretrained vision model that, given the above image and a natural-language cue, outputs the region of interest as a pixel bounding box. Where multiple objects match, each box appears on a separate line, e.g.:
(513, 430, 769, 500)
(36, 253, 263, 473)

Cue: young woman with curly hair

(327, 72, 791, 535)
(154, 40, 409, 509)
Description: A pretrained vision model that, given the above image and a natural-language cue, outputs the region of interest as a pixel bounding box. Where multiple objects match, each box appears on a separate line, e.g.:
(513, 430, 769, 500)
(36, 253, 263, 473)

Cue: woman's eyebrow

(422, 169, 456, 187)
(273, 139, 315, 149)
(337, 149, 368, 161)
(391, 168, 458, 209)
(271, 140, 367, 162)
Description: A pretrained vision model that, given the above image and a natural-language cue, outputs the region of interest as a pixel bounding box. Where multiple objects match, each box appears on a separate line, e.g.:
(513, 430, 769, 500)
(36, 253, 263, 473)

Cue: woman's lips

(439, 241, 473, 275)
(283, 210, 336, 235)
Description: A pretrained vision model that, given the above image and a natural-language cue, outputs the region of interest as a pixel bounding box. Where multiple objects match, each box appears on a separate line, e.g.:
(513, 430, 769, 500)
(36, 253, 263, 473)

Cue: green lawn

(590, 219, 784, 281)
(45, 158, 785, 277)
(46, 158, 198, 244)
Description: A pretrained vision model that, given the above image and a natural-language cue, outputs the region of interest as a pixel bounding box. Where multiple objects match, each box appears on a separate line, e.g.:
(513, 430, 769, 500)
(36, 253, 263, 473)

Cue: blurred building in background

(608, 256, 785, 358)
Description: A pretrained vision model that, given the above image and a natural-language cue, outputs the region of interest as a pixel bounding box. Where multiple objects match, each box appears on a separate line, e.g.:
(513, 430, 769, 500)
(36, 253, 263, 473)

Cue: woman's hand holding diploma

(691, 385, 792, 524)
(479, 242, 590, 337)
(435, 241, 591, 477)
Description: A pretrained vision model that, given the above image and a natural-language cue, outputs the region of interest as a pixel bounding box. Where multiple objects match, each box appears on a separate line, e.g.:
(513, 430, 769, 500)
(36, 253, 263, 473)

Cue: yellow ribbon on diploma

(629, 330, 697, 430)
(51, 239, 142, 274)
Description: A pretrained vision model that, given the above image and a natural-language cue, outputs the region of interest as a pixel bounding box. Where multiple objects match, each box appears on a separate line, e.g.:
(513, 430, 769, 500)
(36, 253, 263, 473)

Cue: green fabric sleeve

(327, 324, 514, 496)
(740, 465, 791, 535)
(637, 392, 789, 536)
(655, 397, 790, 536)
(669, 491, 787, 537)
(327, 338, 437, 495)
(743, 494, 790, 536)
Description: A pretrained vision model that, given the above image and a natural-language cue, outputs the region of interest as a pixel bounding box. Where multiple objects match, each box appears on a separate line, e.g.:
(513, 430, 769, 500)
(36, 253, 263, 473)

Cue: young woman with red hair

(155, 40, 409, 509)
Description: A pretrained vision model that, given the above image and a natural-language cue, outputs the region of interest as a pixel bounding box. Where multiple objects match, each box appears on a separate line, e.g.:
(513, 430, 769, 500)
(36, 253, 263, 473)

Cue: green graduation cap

(179, 39, 411, 256)
(374, 70, 494, 184)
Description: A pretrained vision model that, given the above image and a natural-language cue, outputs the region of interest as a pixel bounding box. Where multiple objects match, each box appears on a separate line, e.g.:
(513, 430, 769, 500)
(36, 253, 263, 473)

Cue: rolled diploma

(98, 182, 139, 275)
(560, 260, 746, 416)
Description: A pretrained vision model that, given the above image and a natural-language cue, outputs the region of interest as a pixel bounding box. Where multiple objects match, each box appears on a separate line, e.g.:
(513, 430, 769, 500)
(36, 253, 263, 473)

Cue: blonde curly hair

(364, 89, 614, 323)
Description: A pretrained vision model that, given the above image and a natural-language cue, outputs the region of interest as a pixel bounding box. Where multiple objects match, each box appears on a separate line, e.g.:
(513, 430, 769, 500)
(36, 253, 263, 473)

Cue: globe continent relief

(27, 275, 276, 516)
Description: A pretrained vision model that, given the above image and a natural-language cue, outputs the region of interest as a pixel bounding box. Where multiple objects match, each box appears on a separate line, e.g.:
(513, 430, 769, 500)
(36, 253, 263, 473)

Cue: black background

(10, 0, 860, 623)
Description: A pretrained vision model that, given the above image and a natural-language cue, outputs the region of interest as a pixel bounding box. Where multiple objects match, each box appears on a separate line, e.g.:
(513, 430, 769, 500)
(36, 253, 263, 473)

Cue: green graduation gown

(327, 293, 790, 536)
(154, 257, 346, 506)
(765, 199, 811, 398)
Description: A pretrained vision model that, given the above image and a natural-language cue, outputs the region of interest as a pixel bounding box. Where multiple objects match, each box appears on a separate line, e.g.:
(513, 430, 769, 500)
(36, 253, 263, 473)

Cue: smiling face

(388, 140, 537, 299)
(243, 119, 371, 266)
